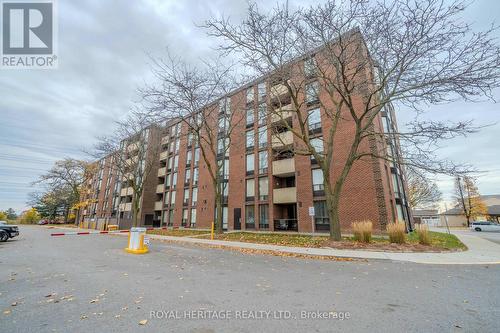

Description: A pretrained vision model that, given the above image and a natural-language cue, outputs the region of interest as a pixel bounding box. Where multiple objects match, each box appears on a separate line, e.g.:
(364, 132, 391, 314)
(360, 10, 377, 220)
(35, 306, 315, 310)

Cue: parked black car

(0, 221, 19, 242)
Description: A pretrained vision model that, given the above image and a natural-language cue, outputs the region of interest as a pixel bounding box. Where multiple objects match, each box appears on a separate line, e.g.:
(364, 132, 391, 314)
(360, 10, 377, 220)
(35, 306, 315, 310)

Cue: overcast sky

(0, 0, 499, 214)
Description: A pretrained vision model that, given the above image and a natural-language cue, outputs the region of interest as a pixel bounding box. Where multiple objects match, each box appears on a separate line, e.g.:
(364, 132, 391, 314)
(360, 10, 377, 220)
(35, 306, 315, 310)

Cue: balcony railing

(273, 187, 297, 204)
(159, 151, 168, 161)
(274, 219, 298, 231)
(272, 158, 295, 177)
(158, 167, 166, 177)
(156, 184, 164, 194)
(271, 131, 293, 148)
(271, 104, 294, 123)
(154, 201, 163, 211)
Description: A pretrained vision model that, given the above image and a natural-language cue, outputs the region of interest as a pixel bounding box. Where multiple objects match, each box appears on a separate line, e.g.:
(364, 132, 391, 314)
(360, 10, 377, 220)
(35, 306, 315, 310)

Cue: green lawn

(202, 231, 467, 251)
(147, 229, 211, 237)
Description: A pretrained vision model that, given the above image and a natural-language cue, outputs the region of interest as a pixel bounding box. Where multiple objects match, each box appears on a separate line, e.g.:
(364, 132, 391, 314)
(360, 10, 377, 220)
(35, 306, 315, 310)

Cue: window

(304, 57, 317, 77)
(164, 191, 170, 207)
(182, 209, 188, 226)
(193, 168, 199, 184)
(167, 156, 173, 170)
(170, 190, 176, 206)
(259, 204, 269, 229)
(171, 172, 178, 189)
(310, 136, 324, 162)
(187, 132, 193, 147)
(246, 107, 254, 126)
(258, 127, 267, 148)
(312, 169, 324, 195)
(194, 148, 200, 165)
(308, 108, 321, 132)
(186, 150, 192, 165)
(246, 130, 254, 149)
(165, 173, 171, 189)
(306, 81, 319, 104)
(218, 116, 229, 133)
(246, 153, 255, 175)
(218, 137, 229, 156)
(183, 189, 189, 205)
(185, 169, 191, 184)
(258, 177, 268, 200)
(168, 209, 174, 226)
(258, 103, 267, 126)
(175, 138, 180, 153)
(258, 151, 268, 174)
(246, 87, 254, 103)
(173, 155, 179, 171)
(314, 201, 329, 229)
(191, 187, 198, 206)
(246, 179, 255, 201)
(246, 205, 255, 228)
(190, 208, 196, 227)
(258, 82, 266, 101)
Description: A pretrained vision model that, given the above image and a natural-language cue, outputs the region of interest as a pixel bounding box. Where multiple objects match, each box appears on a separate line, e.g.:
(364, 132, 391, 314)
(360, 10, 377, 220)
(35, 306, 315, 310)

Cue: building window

(246, 205, 255, 229)
(183, 188, 189, 205)
(182, 209, 188, 226)
(258, 150, 268, 174)
(258, 103, 267, 126)
(306, 81, 319, 105)
(173, 155, 179, 171)
(246, 153, 255, 175)
(190, 208, 196, 227)
(312, 169, 324, 196)
(194, 148, 200, 166)
(193, 168, 199, 185)
(246, 130, 254, 150)
(258, 177, 268, 201)
(175, 138, 180, 154)
(191, 187, 198, 206)
(308, 107, 321, 133)
(310, 136, 323, 163)
(165, 173, 171, 189)
(313, 201, 329, 230)
(171, 172, 178, 189)
(259, 204, 269, 229)
(187, 132, 193, 147)
(258, 82, 266, 101)
(167, 156, 173, 170)
(246, 87, 254, 103)
(304, 57, 317, 77)
(185, 169, 191, 185)
(170, 190, 176, 206)
(186, 150, 192, 165)
(258, 127, 267, 149)
(246, 178, 255, 201)
(246, 107, 254, 126)
(168, 209, 174, 226)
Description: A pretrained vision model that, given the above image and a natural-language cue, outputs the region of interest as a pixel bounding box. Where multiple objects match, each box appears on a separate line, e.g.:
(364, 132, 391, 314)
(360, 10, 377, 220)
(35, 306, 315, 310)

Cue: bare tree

(407, 168, 442, 208)
(454, 174, 488, 227)
(141, 54, 243, 233)
(204, 0, 500, 240)
(92, 109, 162, 228)
(33, 158, 93, 223)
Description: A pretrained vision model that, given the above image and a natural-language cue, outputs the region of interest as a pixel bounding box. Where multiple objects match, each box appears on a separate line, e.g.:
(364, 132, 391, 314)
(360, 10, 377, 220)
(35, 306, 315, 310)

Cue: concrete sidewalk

(46, 226, 500, 265)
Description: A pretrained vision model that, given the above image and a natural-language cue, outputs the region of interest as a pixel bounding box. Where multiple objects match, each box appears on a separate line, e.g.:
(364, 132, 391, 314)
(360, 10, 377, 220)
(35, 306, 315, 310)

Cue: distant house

(412, 209, 440, 227)
(440, 195, 500, 227)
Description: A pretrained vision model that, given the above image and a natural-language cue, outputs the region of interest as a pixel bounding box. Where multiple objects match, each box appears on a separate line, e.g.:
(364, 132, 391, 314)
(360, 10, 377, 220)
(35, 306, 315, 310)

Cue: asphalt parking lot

(1, 226, 499, 332)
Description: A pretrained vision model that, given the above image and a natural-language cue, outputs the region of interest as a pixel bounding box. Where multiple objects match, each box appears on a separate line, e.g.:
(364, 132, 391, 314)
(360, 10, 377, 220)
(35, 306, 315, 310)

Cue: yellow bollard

(124, 227, 149, 254)
(211, 221, 215, 240)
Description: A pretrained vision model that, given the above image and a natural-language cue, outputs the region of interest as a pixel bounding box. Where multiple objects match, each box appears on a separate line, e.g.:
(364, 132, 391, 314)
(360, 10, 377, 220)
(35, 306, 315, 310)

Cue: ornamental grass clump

(415, 223, 431, 245)
(352, 220, 373, 243)
(387, 222, 406, 244)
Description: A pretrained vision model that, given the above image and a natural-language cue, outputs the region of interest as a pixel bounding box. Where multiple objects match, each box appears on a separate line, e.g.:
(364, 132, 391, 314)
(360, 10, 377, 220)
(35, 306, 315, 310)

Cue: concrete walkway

(46, 226, 500, 265)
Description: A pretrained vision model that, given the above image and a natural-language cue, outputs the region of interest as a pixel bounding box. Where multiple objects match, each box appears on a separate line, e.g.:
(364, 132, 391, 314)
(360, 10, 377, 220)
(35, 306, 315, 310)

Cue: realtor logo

(1, 0, 57, 68)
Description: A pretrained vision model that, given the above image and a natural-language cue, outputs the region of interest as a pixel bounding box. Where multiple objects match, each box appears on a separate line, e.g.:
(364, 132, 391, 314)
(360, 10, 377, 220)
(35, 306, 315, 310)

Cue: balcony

(274, 219, 298, 231)
(159, 151, 168, 161)
(119, 202, 132, 212)
(273, 187, 297, 204)
(154, 201, 163, 211)
(161, 136, 169, 146)
(158, 167, 166, 177)
(119, 187, 133, 197)
(270, 83, 289, 100)
(271, 104, 294, 123)
(126, 142, 138, 152)
(156, 184, 164, 194)
(271, 131, 293, 148)
(272, 158, 295, 177)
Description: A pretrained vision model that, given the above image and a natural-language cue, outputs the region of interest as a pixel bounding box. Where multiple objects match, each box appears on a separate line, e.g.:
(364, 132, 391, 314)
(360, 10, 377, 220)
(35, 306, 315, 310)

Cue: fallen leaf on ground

(89, 299, 99, 303)
(139, 319, 148, 325)
(11, 302, 17, 307)
(115, 314, 121, 318)
(80, 315, 88, 320)
(4, 310, 11, 315)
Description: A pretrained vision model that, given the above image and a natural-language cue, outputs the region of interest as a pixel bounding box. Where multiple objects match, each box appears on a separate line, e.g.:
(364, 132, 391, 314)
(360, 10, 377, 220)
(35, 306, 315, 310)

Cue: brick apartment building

(80, 43, 411, 233)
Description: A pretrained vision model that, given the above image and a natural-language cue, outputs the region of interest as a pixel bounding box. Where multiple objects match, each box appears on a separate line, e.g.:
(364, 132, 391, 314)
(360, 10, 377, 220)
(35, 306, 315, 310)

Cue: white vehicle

(470, 221, 500, 232)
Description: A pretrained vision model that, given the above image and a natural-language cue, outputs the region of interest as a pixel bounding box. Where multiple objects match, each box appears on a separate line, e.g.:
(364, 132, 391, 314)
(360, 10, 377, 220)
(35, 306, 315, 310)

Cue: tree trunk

(324, 181, 342, 241)
(215, 191, 224, 234)
(132, 195, 140, 228)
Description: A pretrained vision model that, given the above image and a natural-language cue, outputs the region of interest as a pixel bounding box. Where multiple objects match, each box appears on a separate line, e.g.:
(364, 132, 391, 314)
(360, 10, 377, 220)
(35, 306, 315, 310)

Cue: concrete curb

(43, 225, 500, 265)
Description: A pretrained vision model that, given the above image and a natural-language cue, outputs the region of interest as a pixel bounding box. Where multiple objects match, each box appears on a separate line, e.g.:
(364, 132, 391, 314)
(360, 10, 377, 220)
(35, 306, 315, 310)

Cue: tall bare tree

(454, 175, 488, 227)
(92, 109, 161, 228)
(407, 168, 442, 208)
(204, 0, 500, 240)
(141, 54, 243, 233)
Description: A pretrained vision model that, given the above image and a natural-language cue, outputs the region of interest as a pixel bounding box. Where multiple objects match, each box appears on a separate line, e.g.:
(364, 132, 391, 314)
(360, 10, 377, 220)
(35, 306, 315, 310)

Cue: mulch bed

(321, 240, 461, 253)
